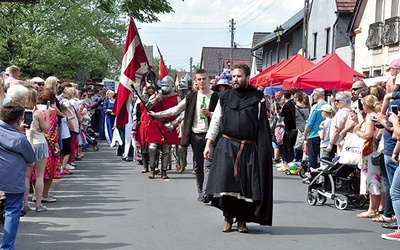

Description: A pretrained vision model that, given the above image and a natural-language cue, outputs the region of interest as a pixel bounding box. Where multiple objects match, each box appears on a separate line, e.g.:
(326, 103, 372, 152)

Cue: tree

(0, 0, 174, 81)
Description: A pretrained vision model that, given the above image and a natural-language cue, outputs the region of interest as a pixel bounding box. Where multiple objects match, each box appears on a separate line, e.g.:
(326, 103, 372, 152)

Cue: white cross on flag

(113, 16, 149, 128)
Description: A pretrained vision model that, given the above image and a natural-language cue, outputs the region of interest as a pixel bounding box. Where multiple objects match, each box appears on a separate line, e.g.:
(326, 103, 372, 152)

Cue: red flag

(113, 16, 149, 128)
(157, 45, 168, 78)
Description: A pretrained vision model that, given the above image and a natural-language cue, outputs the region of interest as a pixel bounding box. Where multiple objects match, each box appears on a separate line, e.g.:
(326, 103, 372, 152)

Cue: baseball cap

(318, 104, 332, 113)
(312, 88, 324, 95)
(386, 59, 400, 71)
(31, 77, 44, 83)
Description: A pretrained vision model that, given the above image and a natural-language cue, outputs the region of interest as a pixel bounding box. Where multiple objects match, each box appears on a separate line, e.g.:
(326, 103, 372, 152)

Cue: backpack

(274, 116, 285, 145)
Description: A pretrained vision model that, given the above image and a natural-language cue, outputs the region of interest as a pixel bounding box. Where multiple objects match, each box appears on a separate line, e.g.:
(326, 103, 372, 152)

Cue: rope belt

(222, 134, 255, 177)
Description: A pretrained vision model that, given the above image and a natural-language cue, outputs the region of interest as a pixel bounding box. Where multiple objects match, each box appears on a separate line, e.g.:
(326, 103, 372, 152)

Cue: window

(285, 43, 290, 59)
(392, 0, 399, 17)
(375, 0, 383, 22)
(313, 32, 317, 58)
(325, 27, 330, 55)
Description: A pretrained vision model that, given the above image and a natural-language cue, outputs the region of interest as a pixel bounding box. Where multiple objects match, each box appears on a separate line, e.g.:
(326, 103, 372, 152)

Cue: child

(316, 104, 333, 170)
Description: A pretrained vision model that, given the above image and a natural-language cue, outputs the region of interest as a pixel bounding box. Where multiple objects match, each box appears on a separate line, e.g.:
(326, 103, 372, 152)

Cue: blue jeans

(307, 136, 321, 171)
(0, 193, 24, 250)
(383, 155, 397, 217)
(390, 166, 400, 224)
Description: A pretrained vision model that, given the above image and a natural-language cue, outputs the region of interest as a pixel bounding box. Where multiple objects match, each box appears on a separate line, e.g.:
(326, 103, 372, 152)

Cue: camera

(24, 110, 33, 129)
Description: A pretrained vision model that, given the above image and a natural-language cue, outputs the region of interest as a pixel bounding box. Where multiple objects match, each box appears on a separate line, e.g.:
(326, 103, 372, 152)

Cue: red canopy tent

(249, 61, 284, 86)
(260, 54, 314, 88)
(282, 53, 365, 91)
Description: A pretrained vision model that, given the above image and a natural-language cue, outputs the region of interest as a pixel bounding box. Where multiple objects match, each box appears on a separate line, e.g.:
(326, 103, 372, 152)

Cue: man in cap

(301, 88, 328, 177)
(387, 59, 400, 92)
(30, 77, 45, 92)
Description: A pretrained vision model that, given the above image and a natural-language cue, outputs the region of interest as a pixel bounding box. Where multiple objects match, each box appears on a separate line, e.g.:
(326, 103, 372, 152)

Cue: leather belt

(222, 134, 255, 177)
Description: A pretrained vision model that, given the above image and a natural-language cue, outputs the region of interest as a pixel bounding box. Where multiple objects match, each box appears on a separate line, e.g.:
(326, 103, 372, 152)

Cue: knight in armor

(134, 70, 158, 174)
(146, 75, 180, 179)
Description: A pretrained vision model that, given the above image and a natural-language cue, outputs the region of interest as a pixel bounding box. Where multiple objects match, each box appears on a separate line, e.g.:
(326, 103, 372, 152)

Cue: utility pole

(189, 57, 193, 78)
(302, 0, 310, 57)
(229, 18, 235, 69)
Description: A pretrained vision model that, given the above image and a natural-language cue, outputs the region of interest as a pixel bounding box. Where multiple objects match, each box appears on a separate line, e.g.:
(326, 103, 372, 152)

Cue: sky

(136, 0, 304, 72)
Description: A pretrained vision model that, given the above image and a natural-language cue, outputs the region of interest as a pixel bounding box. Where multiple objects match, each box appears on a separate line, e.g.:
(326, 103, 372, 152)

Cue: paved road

(3, 141, 398, 249)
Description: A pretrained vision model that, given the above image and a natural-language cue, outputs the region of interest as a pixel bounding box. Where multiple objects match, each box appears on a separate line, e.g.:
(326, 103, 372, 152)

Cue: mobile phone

(391, 105, 398, 115)
(46, 101, 50, 109)
(358, 99, 363, 111)
(24, 110, 33, 128)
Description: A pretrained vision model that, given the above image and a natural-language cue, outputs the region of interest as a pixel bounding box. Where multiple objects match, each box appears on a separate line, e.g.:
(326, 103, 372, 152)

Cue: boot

(237, 220, 249, 233)
(221, 217, 233, 232)
(148, 168, 156, 179)
(161, 170, 169, 179)
(178, 164, 186, 174)
(141, 153, 149, 173)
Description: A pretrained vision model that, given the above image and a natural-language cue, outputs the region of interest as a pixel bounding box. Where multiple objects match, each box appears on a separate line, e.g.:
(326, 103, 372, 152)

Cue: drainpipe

(332, 11, 339, 53)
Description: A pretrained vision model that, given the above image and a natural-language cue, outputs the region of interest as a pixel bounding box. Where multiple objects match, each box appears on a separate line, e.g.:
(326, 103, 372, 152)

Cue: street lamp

(274, 25, 284, 62)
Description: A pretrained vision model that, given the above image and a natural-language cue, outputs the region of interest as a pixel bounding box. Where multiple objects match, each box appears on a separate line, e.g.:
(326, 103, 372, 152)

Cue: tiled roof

(252, 9, 304, 50)
(337, 0, 357, 12)
(200, 47, 251, 78)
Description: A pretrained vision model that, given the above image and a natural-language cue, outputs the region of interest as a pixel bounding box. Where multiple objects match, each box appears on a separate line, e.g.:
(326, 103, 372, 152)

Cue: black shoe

(382, 219, 397, 229)
(203, 195, 210, 204)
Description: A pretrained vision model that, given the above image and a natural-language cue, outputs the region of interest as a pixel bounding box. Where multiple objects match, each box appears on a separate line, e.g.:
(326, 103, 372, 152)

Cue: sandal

(372, 214, 392, 223)
(356, 211, 377, 218)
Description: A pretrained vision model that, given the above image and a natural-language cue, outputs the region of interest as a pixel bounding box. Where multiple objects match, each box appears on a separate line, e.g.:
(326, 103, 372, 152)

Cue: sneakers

(381, 230, 400, 241)
(382, 219, 398, 229)
(66, 164, 75, 170)
(22, 205, 31, 213)
(35, 205, 48, 212)
(42, 196, 57, 203)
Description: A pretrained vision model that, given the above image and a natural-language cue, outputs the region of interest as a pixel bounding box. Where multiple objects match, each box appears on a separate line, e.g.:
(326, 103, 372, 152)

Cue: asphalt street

(2, 141, 399, 250)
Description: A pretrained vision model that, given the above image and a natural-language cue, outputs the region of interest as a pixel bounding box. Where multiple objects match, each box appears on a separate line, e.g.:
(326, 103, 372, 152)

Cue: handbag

(338, 133, 363, 165)
(362, 137, 373, 156)
(371, 151, 384, 166)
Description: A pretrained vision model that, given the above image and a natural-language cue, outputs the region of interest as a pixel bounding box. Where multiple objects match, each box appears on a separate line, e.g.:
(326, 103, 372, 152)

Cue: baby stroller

(306, 156, 366, 210)
(83, 131, 99, 151)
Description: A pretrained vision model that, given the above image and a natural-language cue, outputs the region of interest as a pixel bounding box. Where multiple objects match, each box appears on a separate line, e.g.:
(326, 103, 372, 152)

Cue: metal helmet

(160, 75, 175, 95)
(212, 79, 232, 91)
(179, 73, 191, 90)
(146, 70, 157, 89)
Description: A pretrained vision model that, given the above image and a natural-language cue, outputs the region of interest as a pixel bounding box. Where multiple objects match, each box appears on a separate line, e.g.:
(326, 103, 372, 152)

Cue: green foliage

(0, 0, 174, 82)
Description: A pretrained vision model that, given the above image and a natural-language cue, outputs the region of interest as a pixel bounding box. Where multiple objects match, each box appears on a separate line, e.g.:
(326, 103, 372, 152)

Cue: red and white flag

(157, 45, 168, 79)
(113, 16, 149, 129)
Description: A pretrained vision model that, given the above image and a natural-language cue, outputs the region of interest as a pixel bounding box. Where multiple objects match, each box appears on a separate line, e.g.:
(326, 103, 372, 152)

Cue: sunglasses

(334, 99, 343, 103)
(36, 83, 44, 86)
(352, 87, 361, 91)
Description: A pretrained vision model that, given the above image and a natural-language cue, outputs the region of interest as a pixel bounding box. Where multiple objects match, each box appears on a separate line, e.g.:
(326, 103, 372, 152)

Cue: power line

(236, 0, 278, 28)
(237, 0, 274, 22)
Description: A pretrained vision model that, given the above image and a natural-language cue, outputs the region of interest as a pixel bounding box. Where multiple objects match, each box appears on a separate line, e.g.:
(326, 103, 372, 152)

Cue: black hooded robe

(205, 86, 273, 226)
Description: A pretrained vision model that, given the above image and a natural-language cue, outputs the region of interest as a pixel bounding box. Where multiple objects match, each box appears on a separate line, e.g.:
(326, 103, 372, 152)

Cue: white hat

(31, 77, 45, 83)
(318, 104, 332, 113)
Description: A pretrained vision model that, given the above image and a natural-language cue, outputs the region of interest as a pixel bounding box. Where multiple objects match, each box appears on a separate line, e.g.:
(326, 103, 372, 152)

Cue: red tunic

(147, 95, 180, 145)
(135, 102, 151, 146)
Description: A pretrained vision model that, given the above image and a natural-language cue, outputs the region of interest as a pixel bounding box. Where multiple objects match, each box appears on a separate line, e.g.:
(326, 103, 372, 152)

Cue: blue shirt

(306, 101, 328, 139)
(0, 120, 36, 193)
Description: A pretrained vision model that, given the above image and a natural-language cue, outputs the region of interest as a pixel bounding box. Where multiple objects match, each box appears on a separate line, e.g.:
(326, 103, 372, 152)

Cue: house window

(375, 0, 383, 22)
(326, 27, 330, 55)
(373, 69, 382, 77)
(392, 0, 399, 17)
(285, 43, 290, 59)
(313, 32, 317, 58)
(269, 50, 273, 66)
